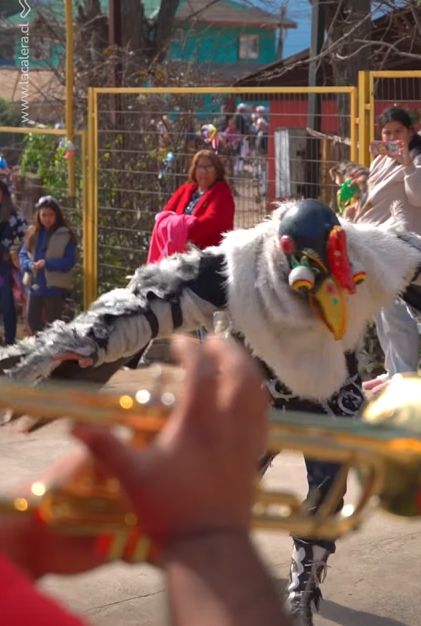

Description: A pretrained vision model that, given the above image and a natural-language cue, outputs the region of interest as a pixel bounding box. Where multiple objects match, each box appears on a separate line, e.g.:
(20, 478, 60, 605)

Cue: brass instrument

(0, 368, 421, 562)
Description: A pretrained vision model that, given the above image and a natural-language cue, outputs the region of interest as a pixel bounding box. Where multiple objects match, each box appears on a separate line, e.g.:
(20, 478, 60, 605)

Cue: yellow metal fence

(1, 71, 420, 309)
(0, 126, 91, 310)
(88, 85, 357, 295)
(359, 70, 421, 166)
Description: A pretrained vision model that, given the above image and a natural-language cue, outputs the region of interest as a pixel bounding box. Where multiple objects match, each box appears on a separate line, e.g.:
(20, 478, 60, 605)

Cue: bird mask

(279, 200, 366, 340)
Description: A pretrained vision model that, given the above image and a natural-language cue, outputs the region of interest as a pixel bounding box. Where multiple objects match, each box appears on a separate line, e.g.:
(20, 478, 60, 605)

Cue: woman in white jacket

(354, 106, 421, 394)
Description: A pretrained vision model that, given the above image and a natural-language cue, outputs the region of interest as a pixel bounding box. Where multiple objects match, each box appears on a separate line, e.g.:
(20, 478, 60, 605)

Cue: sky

(266, 0, 400, 60)
(281, 0, 312, 58)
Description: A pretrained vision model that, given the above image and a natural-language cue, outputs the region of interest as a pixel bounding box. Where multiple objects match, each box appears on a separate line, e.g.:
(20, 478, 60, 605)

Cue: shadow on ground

(273, 578, 409, 626)
(319, 600, 409, 626)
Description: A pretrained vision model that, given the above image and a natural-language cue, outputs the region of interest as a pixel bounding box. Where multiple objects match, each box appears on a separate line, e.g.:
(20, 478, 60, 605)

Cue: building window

(32, 37, 52, 62)
(238, 34, 259, 60)
(173, 27, 184, 43)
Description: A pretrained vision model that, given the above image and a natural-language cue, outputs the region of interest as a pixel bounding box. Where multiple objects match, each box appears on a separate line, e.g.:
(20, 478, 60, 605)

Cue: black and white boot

(285, 540, 330, 626)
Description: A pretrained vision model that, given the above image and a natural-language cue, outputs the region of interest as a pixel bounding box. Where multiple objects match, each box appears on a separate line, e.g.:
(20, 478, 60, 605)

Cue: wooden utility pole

(109, 0, 123, 87)
(277, 5, 287, 60)
(109, 0, 123, 126)
(305, 0, 325, 199)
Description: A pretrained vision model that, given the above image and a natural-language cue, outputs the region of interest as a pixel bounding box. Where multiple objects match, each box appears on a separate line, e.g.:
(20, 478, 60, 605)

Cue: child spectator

(19, 196, 77, 335)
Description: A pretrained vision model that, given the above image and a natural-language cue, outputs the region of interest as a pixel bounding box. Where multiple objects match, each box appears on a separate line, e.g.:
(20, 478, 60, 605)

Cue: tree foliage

(4, 1, 229, 298)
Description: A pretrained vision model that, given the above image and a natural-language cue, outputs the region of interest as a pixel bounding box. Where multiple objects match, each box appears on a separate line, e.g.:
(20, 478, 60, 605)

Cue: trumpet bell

(362, 374, 421, 517)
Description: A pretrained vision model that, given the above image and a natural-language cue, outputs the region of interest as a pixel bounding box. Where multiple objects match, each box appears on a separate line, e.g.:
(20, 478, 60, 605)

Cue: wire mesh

(0, 127, 85, 315)
(94, 88, 355, 293)
(372, 73, 421, 137)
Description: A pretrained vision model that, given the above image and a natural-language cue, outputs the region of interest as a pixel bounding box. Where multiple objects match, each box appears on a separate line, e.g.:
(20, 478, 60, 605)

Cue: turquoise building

(0, 0, 296, 79)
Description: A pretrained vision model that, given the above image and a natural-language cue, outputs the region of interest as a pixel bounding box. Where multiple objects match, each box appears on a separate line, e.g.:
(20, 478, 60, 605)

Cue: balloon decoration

(158, 152, 175, 182)
(0, 156, 10, 175)
(201, 124, 217, 141)
(59, 138, 76, 160)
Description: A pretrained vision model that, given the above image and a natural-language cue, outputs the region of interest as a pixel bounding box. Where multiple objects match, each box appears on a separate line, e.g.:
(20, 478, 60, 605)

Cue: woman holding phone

(354, 106, 421, 394)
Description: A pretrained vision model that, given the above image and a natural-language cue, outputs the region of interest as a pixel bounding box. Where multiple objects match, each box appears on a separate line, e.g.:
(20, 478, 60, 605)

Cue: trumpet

(0, 367, 421, 562)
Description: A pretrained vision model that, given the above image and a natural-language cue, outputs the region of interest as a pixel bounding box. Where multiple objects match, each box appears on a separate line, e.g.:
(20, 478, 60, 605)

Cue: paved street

(0, 370, 420, 626)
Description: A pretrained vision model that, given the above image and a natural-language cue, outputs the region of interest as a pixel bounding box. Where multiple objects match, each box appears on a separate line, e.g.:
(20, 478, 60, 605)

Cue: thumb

(72, 425, 143, 496)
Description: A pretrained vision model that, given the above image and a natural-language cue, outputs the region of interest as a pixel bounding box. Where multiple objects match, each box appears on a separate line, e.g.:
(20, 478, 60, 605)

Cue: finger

(204, 336, 268, 423)
(205, 336, 266, 399)
(72, 425, 143, 498)
(170, 335, 218, 426)
(203, 338, 269, 461)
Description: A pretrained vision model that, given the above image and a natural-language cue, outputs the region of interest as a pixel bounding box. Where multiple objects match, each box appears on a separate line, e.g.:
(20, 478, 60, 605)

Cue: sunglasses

(196, 165, 216, 172)
(36, 195, 60, 211)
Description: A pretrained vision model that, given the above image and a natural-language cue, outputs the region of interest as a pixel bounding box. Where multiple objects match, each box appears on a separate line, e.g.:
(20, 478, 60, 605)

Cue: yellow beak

(310, 276, 348, 340)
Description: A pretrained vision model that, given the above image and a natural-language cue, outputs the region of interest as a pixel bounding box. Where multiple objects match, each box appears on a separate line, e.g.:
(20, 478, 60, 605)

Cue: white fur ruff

(220, 203, 421, 401)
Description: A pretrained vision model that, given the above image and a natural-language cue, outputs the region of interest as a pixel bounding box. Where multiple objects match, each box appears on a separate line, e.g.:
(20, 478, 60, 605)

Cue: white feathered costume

(2, 198, 421, 624)
(0, 199, 420, 401)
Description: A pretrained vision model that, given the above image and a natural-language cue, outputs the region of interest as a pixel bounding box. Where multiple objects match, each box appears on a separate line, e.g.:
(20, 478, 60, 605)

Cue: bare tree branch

(248, 0, 421, 84)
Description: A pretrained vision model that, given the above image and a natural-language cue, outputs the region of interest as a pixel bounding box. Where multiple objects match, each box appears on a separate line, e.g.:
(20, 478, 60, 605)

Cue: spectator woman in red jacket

(143, 149, 236, 364)
(162, 149, 235, 250)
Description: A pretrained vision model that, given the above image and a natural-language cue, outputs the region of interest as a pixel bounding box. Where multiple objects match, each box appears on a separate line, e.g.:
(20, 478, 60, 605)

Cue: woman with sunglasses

(156, 149, 235, 252)
(19, 196, 77, 335)
(142, 149, 236, 363)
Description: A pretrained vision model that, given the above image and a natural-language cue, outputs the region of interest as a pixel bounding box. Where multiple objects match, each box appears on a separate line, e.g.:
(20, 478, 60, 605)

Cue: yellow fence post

(357, 71, 371, 167)
(81, 129, 91, 310)
(349, 86, 358, 164)
(86, 87, 98, 305)
(368, 71, 375, 148)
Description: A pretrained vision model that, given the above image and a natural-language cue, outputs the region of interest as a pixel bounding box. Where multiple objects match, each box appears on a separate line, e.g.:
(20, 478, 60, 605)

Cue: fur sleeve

(0, 250, 228, 386)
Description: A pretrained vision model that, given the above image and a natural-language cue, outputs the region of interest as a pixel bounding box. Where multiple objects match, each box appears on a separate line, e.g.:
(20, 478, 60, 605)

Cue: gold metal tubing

(0, 374, 421, 549)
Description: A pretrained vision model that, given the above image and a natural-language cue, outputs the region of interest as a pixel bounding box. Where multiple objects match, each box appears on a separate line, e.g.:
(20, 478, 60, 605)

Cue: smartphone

(369, 140, 400, 157)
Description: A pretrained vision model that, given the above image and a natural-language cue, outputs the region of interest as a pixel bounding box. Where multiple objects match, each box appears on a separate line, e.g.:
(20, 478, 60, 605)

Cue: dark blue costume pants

(264, 352, 365, 554)
(0, 261, 17, 345)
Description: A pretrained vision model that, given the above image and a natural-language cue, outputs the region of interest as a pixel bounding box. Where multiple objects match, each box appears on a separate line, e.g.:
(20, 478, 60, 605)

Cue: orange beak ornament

(279, 201, 366, 341)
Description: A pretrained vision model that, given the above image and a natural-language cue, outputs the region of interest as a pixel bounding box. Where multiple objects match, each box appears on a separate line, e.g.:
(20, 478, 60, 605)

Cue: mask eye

(289, 266, 316, 293)
(351, 261, 366, 286)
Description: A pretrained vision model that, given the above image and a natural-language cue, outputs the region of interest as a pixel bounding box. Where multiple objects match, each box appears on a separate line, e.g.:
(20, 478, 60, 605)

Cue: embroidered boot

(285, 540, 330, 626)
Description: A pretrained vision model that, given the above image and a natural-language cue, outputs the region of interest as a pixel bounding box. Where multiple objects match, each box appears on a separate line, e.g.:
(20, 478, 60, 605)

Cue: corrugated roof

(234, 5, 421, 87)
(0, 68, 64, 102)
(174, 0, 285, 25)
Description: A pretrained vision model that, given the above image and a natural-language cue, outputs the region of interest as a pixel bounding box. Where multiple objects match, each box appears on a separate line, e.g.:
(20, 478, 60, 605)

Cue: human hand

(393, 140, 412, 167)
(0, 514, 105, 580)
(74, 335, 269, 548)
(0, 450, 106, 579)
(33, 260, 46, 272)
